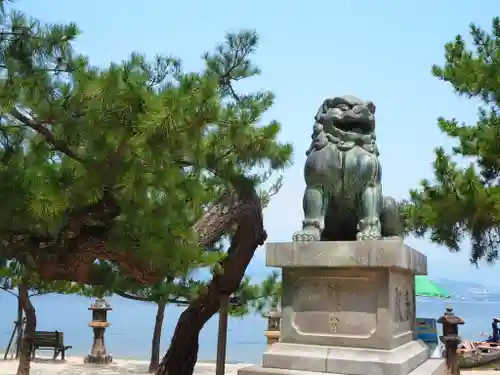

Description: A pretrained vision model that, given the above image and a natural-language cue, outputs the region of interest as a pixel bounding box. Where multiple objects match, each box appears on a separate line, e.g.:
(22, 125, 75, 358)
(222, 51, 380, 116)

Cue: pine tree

(0, 4, 291, 284)
(402, 17, 500, 264)
(88, 263, 281, 373)
(0, 260, 80, 373)
(0, 3, 292, 375)
(94, 273, 202, 373)
(114, 281, 180, 373)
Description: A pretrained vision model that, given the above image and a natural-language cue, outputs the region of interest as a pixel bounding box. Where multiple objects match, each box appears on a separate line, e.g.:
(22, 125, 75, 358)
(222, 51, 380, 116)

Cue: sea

(0, 293, 497, 364)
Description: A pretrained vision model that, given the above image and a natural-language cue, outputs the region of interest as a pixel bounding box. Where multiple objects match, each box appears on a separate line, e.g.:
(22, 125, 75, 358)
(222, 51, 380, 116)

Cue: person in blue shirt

(491, 318, 500, 342)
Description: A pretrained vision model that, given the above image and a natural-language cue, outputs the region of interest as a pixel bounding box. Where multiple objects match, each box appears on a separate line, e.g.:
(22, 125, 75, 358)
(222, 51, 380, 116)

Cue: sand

(2, 357, 500, 375)
(0, 356, 251, 375)
(4, 355, 500, 375)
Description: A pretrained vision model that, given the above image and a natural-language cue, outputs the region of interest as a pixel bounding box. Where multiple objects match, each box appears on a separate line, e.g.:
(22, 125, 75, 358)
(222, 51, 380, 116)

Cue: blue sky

(15, 1, 500, 286)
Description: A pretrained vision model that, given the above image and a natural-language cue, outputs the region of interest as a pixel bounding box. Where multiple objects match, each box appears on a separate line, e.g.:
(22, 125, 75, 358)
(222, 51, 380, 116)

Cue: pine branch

(10, 106, 84, 163)
(0, 25, 292, 294)
(114, 290, 150, 302)
(114, 290, 188, 305)
(0, 285, 18, 297)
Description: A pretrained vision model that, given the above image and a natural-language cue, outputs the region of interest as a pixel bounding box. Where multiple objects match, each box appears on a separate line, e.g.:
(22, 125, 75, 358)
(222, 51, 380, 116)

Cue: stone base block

(84, 354, 113, 364)
(237, 341, 446, 375)
(266, 240, 427, 351)
(266, 240, 427, 274)
(238, 358, 445, 375)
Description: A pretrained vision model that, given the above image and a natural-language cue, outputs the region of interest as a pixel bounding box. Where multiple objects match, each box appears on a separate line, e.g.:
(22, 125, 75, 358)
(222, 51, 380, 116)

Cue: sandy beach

(0, 356, 251, 375)
(1, 357, 499, 375)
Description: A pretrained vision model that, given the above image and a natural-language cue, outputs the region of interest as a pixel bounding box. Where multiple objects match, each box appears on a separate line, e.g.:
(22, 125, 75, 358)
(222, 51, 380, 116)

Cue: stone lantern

(84, 297, 113, 364)
(263, 306, 281, 345)
(437, 306, 464, 375)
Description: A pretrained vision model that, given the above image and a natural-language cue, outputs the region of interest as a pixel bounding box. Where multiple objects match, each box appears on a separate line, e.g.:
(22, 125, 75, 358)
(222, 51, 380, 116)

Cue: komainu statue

(293, 95, 403, 242)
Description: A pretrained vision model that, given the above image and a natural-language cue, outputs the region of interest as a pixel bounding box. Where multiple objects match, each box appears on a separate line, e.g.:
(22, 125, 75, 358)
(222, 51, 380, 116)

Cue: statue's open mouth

(315, 96, 376, 136)
(327, 105, 375, 135)
(333, 117, 374, 134)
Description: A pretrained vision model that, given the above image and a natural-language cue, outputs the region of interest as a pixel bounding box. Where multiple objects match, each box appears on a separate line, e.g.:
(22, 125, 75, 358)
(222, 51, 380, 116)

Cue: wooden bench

(31, 331, 72, 360)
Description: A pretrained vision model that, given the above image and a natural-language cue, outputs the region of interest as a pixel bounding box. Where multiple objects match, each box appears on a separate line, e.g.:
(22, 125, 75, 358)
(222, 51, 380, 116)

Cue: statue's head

(315, 95, 376, 134)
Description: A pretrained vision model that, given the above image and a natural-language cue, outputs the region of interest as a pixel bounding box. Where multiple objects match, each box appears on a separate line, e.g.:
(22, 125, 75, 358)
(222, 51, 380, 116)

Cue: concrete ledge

(238, 365, 326, 375)
(266, 239, 427, 275)
(325, 341, 429, 375)
(238, 359, 445, 375)
(263, 343, 329, 373)
(262, 341, 429, 375)
(409, 359, 446, 375)
(239, 341, 445, 375)
(239, 365, 325, 375)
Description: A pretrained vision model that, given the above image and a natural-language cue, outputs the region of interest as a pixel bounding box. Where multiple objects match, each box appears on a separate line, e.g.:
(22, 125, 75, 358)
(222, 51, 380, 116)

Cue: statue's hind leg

(381, 196, 403, 238)
(293, 185, 327, 241)
(356, 183, 382, 240)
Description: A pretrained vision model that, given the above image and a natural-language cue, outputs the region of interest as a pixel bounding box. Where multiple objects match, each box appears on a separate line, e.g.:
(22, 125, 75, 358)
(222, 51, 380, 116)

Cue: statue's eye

(337, 104, 349, 111)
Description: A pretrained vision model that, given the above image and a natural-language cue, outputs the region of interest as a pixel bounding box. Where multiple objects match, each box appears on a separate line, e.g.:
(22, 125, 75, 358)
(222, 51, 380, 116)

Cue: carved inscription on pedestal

(392, 274, 414, 332)
(329, 314, 340, 332)
(290, 276, 377, 337)
(394, 286, 412, 322)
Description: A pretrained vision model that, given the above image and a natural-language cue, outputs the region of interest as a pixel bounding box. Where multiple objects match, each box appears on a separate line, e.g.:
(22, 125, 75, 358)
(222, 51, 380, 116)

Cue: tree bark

(16, 288, 23, 359)
(2, 191, 164, 285)
(156, 192, 267, 375)
(16, 279, 36, 375)
(149, 301, 166, 373)
(215, 294, 229, 375)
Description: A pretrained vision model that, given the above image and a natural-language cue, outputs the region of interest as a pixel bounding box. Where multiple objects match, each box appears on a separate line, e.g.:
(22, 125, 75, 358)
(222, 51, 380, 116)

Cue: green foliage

(88, 251, 283, 317)
(103, 260, 282, 318)
(0, 2, 292, 283)
(402, 17, 500, 264)
(249, 271, 281, 314)
(0, 260, 81, 297)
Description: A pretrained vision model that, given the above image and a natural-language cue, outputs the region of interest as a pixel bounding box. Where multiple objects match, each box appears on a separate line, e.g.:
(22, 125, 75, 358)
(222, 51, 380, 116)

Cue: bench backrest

(33, 331, 64, 347)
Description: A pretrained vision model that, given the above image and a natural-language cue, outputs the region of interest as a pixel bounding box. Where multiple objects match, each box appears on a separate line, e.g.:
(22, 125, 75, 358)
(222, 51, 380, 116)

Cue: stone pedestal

(238, 240, 446, 375)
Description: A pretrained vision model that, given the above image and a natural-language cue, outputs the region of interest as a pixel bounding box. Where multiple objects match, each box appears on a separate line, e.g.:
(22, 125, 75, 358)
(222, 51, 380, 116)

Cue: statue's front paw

(293, 229, 320, 242)
(356, 231, 381, 241)
(356, 218, 381, 241)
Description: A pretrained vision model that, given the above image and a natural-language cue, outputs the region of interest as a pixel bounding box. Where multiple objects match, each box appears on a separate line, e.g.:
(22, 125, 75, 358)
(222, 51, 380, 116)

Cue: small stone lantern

(263, 307, 281, 345)
(437, 306, 464, 375)
(84, 298, 113, 364)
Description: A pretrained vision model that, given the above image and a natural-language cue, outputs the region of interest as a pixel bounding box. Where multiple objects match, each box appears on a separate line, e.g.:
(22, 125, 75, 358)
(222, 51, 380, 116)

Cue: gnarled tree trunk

(16, 288, 23, 359)
(156, 188, 267, 375)
(149, 300, 166, 373)
(16, 279, 36, 375)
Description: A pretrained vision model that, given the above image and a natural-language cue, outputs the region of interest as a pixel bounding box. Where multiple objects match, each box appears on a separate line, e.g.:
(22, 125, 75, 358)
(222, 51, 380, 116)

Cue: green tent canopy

(415, 275, 450, 298)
